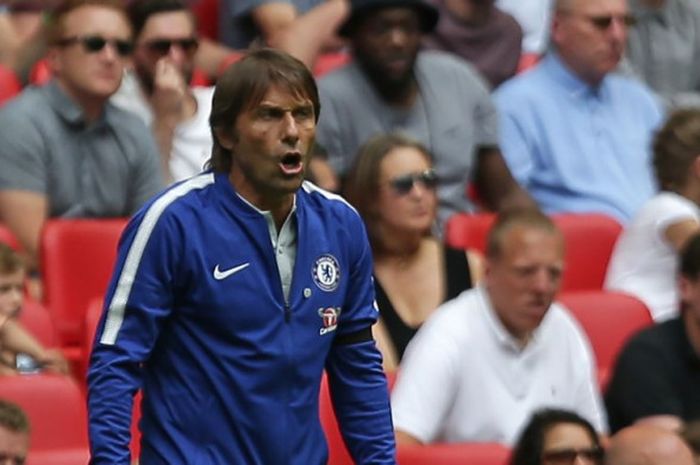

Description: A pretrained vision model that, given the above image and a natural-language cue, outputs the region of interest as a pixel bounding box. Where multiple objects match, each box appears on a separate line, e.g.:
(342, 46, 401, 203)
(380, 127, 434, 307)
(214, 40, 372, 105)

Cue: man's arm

(149, 58, 197, 184)
(0, 190, 47, 270)
(88, 209, 177, 465)
(252, 2, 298, 46)
(325, 214, 395, 464)
(472, 147, 535, 211)
(274, 0, 348, 68)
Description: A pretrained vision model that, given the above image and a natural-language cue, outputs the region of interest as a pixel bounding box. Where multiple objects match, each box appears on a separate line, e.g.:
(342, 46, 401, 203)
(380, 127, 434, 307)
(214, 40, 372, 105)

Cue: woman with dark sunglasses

(344, 133, 481, 371)
(511, 408, 604, 465)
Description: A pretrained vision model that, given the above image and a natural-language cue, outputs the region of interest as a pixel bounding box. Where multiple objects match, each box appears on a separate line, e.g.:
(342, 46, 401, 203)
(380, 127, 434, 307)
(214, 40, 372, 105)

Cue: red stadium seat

(0, 374, 89, 465)
(444, 212, 495, 251)
(517, 53, 541, 73)
(397, 442, 511, 465)
(191, 0, 219, 40)
(558, 290, 653, 390)
(444, 212, 622, 291)
(0, 64, 22, 106)
(554, 213, 622, 291)
(40, 219, 127, 361)
(313, 52, 352, 77)
(321, 371, 396, 465)
(19, 299, 59, 349)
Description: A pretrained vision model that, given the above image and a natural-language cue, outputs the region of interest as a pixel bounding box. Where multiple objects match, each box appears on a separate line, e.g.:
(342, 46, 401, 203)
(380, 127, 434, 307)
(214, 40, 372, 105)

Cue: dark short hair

(680, 233, 700, 280)
(486, 208, 558, 259)
(0, 400, 30, 435)
(0, 243, 25, 276)
(344, 132, 433, 253)
(46, 0, 129, 44)
(207, 48, 320, 173)
(510, 408, 600, 465)
(127, 0, 195, 39)
(653, 109, 700, 192)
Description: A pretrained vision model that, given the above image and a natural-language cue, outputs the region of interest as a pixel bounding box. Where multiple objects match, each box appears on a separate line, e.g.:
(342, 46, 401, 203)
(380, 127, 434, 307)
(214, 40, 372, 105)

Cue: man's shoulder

(415, 50, 485, 81)
(0, 85, 53, 123)
(135, 173, 217, 221)
(105, 102, 154, 134)
(300, 181, 360, 220)
(494, 64, 548, 102)
(623, 317, 681, 353)
(418, 288, 481, 340)
(318, 61, 364, 93)
(605, 72, 659, 101)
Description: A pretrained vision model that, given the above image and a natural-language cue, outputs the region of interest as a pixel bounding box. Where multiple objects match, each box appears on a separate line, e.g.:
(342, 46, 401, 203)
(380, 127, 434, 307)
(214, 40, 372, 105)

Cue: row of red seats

(445, 212, 623, 291)
(0, 213, 647, 379)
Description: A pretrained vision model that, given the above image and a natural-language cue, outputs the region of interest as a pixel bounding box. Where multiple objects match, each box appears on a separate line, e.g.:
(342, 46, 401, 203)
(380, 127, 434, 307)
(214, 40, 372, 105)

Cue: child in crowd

(0, 242, 67, 375)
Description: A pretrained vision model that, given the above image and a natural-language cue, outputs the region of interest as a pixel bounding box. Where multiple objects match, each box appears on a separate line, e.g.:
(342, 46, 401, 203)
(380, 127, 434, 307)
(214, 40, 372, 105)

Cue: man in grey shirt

(626, 0, 700, 108)
(314, 0, 532, 227)
(0, 0, 163, 268)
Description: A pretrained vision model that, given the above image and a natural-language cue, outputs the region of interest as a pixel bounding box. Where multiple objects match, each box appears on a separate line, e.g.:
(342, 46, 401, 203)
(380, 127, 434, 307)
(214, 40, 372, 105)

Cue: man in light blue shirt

(494, 0, 663, 223)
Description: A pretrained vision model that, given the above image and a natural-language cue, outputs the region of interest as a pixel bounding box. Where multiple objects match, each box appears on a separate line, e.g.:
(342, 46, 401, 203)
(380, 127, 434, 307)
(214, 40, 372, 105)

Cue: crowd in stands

(0, 0, 700, 463)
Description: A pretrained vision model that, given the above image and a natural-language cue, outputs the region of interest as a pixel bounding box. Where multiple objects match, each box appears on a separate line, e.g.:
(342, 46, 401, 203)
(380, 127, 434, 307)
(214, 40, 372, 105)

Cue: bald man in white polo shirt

(391, 208, 606, 446)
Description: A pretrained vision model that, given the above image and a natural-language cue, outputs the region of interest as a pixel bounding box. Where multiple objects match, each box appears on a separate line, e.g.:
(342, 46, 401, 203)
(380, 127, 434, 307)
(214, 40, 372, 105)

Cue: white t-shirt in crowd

(605, 191, 700, 321)
(112, 72, 214, 182)
(391, 285, 606, 446)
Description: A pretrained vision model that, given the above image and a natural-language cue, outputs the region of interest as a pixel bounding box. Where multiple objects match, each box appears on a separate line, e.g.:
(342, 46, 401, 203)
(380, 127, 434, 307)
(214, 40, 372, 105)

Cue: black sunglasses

(389, 169, 438, 195)
(56, 35, 133, 57)
(143, 38, 199, 56)
(542, 446, 604, 464)
(586, 14, 636, 29)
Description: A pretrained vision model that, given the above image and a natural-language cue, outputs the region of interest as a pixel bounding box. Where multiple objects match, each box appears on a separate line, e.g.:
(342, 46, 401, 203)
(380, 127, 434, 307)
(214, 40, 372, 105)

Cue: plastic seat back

(0, 374, 89, 465)
(397, 442, 511, 465)
(18, 299, 59, 348)
(558, 290, 653, 390)
(444, 213, 496, 251)
(40, 219, 127, 349)
(553, 213, 622, 291)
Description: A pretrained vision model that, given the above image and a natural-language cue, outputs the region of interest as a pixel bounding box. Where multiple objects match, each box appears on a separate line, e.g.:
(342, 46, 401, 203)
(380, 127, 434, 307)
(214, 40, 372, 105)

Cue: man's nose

(388, 27, 408, 47)
(282, 113, 299, 143)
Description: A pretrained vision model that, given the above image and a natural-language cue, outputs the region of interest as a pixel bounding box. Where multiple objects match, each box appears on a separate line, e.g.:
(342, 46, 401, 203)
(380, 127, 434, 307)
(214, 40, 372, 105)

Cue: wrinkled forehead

(559, 0, 628, 15)
(244, 81, 314, 111)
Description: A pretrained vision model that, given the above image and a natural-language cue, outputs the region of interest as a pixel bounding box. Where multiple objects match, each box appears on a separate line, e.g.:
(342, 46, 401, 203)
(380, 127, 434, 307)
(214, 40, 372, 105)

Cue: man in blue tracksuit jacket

(87, 48, 396, 464)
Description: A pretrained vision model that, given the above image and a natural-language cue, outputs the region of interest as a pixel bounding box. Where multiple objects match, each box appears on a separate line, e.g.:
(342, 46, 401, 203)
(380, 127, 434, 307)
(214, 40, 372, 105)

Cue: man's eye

(294, 108, 314, 120)
(258, 109, 282, 120)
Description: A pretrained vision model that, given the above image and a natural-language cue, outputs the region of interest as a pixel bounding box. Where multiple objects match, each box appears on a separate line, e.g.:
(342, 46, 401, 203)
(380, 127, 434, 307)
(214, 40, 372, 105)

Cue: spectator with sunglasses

(605, 424, 695, 465)
(0, 0, 163, 271)
(112, 0, 213, 183)
(493, 0, 663, 224)
(391, 208, 606, 446)
(625, 0, 700, 109)
(344, 133, 481, 371)
(312, 0, 535, 231)
(510, 408, 605, 465)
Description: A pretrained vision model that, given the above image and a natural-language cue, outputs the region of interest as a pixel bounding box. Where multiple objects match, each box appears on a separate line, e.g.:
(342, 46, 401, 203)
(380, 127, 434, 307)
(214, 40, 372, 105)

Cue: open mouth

(280, 152, 303, 175)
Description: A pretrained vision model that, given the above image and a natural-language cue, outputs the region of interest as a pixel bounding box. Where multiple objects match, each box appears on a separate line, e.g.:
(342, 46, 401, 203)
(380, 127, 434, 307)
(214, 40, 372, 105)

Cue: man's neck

(371, 75, 419, 108)
(228, 172, 295, 231)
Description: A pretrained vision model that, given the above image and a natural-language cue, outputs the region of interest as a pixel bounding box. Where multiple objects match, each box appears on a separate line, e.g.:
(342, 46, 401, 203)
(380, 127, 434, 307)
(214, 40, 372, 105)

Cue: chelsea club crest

(312, 254, 340, 292)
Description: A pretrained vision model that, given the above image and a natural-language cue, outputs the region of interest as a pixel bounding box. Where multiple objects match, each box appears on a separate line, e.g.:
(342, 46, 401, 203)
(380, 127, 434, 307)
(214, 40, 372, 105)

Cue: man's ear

(214, 127, 236, 150)
(45, 47, 62, 75)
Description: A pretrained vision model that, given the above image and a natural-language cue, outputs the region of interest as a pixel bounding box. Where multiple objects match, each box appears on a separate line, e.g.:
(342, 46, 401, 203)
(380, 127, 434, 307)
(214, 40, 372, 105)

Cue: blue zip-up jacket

(87, 172, 395, 464)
